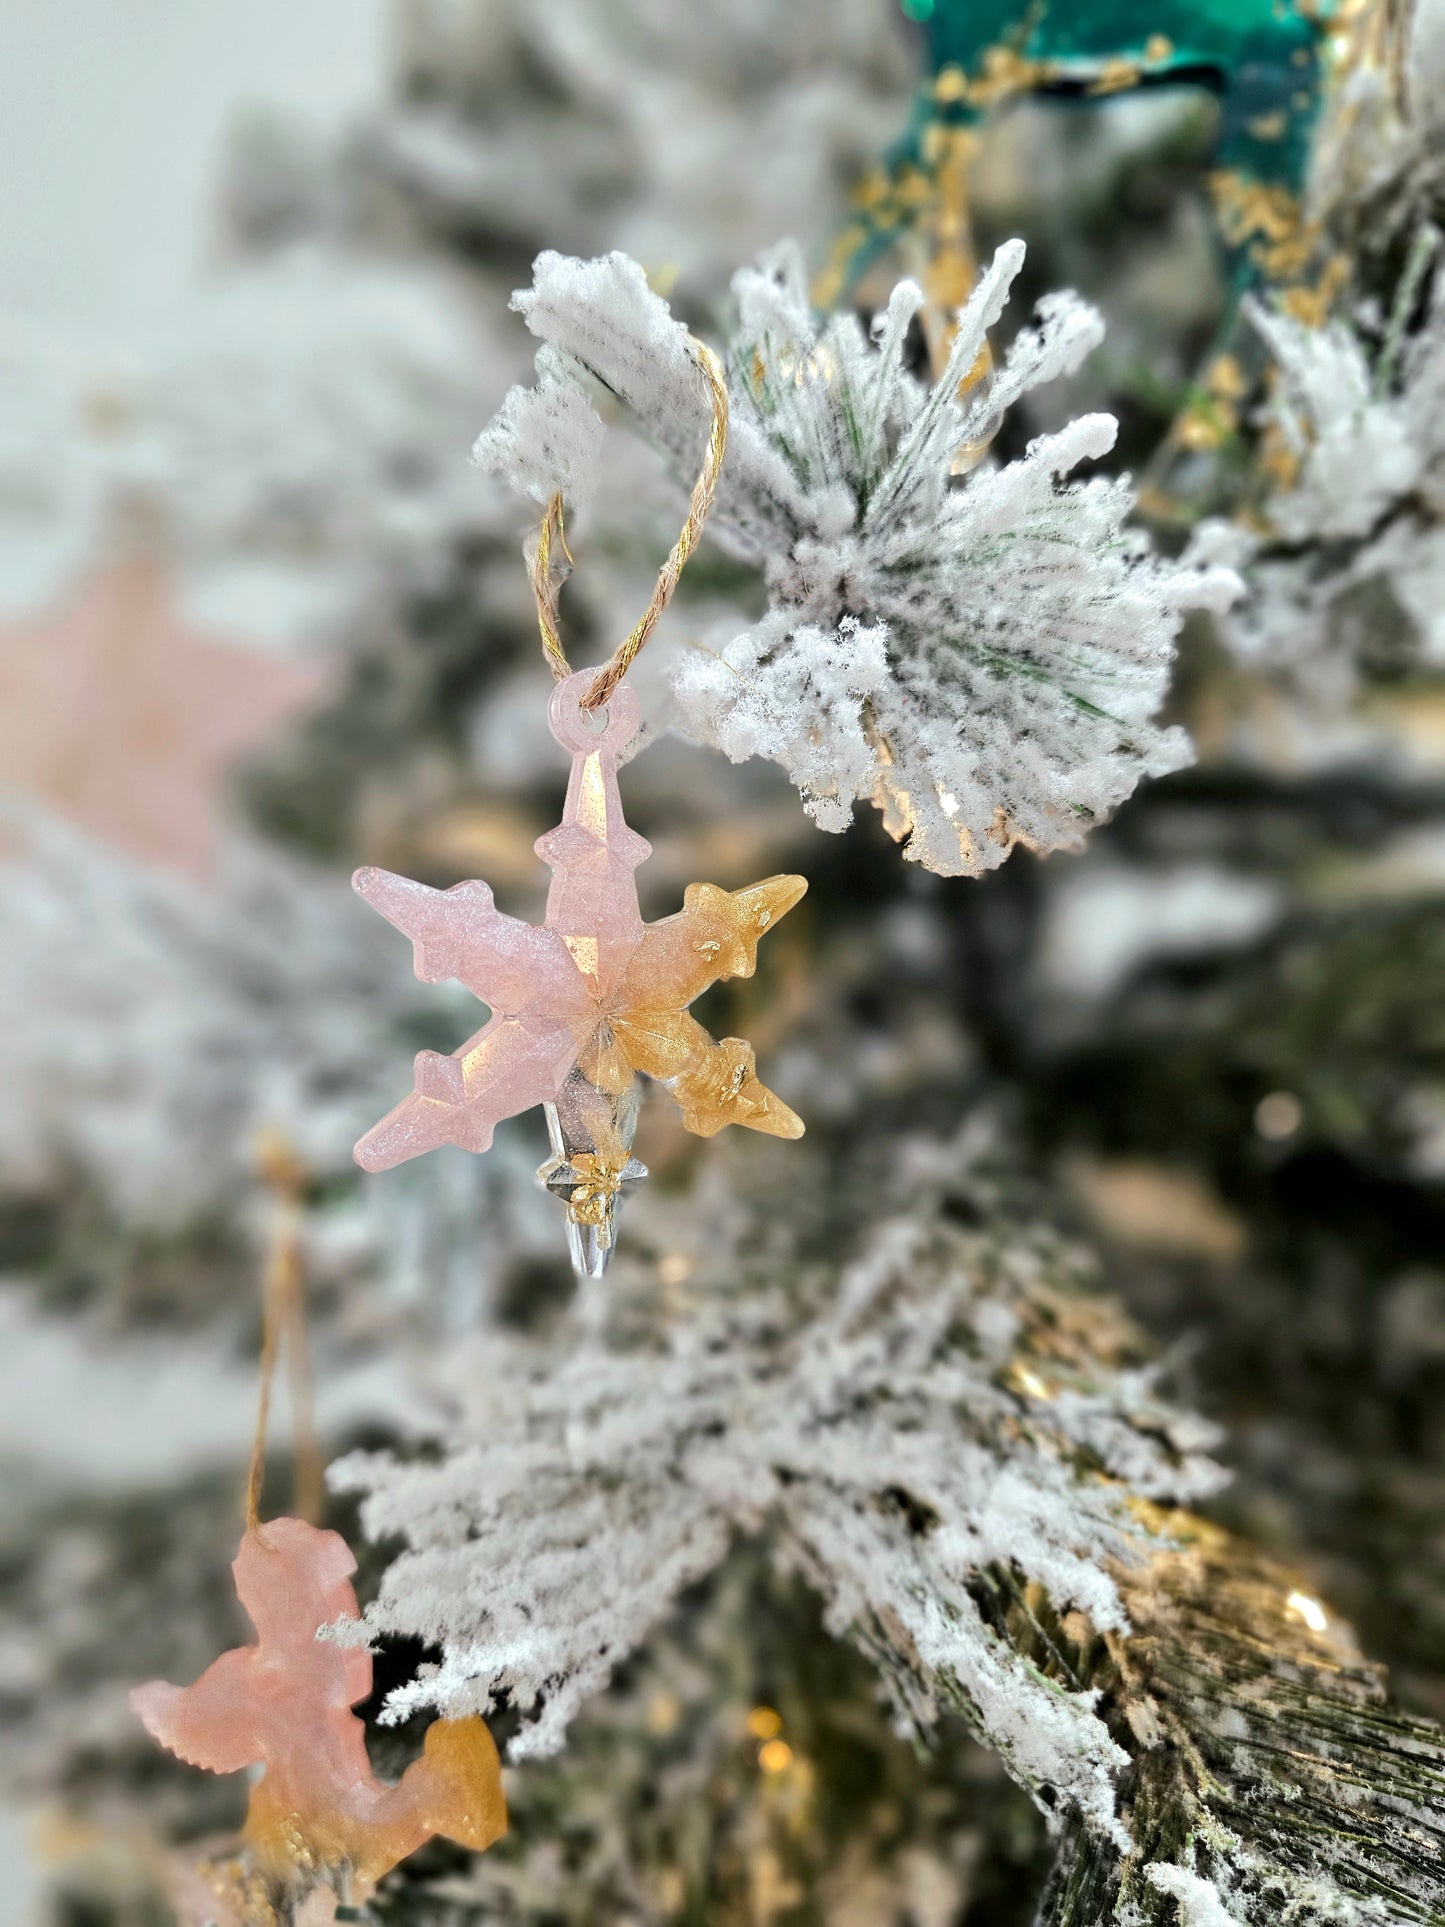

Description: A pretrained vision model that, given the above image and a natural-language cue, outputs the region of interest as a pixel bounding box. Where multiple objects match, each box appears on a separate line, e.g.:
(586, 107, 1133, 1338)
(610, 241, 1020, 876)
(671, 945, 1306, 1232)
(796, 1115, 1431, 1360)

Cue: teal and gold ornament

(819, 0, 1352, 322)
(816, 2, 1412, 498)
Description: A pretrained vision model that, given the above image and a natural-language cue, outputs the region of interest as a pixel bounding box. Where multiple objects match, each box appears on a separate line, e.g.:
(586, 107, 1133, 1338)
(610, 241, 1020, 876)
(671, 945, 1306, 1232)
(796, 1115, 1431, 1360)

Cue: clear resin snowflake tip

(353, 671, 806, 1273)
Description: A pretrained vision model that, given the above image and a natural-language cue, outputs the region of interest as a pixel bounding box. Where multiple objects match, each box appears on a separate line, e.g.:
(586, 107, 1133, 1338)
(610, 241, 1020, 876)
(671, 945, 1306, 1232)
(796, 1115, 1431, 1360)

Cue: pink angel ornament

(132, 1517, 505, 1912)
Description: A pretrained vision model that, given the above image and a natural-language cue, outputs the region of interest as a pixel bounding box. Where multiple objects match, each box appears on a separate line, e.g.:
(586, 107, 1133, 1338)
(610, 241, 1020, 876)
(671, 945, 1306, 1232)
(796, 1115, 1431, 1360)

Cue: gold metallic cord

(530, 335, 729, 712)
(527, 493, 574, 686)
(244, 1138, 321, 1534)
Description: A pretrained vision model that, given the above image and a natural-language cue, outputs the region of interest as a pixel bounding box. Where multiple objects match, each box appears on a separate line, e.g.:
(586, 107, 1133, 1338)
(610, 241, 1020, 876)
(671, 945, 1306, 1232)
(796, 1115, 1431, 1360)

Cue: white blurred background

(0, 0, 387, 332)
(0, 11, 388, 1912)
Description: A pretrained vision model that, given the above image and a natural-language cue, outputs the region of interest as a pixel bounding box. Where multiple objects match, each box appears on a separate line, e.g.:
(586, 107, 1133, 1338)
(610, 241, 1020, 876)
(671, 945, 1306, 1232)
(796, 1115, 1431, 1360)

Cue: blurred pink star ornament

(0, 555, 326, 880)
(353, 670, 807, 1274)
(132, 1517, 505, 1915)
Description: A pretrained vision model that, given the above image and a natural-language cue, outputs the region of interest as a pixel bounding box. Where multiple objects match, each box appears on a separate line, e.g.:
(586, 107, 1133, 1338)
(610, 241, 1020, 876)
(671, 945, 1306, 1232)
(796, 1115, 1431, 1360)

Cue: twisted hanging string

(1377, 0, 1416, 114)
(528, 335, 729, 712)
(244, 1133, 322, 1534)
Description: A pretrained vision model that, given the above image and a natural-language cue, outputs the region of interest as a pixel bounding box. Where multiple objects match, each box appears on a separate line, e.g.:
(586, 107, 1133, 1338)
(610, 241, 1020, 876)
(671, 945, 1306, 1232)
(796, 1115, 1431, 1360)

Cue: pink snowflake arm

(355, 1013, 582, 1172)
(353, 869, 582, 1014)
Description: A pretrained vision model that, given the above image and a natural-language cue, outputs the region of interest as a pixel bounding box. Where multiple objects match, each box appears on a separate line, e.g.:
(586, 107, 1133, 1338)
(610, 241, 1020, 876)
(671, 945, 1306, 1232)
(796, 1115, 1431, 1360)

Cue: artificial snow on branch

(1199, 234, 1445, 692)
(474, 243, 1238, 876)
(0, 810, 424, 1226)
(1036, 1516, 1445, 1926)
(334, 1129, 1225, 1850)
(0, 247, 489, 640)
(368, 0, 909, 302)
(337, 1125, 1445, 1922)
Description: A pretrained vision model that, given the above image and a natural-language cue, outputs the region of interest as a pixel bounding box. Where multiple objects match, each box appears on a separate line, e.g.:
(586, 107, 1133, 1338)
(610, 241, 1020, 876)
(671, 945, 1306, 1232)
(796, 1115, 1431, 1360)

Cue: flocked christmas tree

(3, 1, 1445, 1923)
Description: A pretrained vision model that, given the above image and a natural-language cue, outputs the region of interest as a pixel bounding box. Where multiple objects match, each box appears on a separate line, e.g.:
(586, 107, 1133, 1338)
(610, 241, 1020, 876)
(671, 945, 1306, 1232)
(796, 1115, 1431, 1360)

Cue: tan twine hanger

(527, 335, 729, 712)
(240, 343, 728, 1533)
(244, 1133, 322, 1535)
(241, 338, 728, 1529)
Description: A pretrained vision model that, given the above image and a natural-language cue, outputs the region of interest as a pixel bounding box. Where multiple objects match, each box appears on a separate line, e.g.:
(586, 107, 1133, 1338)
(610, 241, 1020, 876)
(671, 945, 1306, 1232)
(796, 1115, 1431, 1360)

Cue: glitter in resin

(352, 671, 806, 1272)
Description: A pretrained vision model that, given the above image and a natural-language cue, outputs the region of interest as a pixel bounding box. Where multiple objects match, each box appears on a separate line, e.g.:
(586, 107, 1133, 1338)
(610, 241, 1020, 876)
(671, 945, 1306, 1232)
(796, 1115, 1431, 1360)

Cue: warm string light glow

(1256, 1090, 1303, 1141)
(1011, 1363, 1053, 1401)
(1287, 1589, 1329, 1634)
(747, 1707, 795, 1773)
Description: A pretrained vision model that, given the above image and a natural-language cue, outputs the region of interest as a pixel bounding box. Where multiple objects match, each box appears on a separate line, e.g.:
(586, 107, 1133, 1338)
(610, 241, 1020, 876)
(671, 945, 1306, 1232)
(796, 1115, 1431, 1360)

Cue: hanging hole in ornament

(547, 667, 640, 756)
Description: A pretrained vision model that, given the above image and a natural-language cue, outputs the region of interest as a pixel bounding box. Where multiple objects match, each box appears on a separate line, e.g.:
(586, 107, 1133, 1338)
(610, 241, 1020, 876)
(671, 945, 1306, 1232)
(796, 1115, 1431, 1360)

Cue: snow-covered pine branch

(334, 1131, 1225, 1850)
(337, 1123, 1445, 1920)
(369, 0, 909, 304)
(474, 243, 1238, 876)
(0, 810, 425, 1226)
(0, 248, 489, 641)
(1197, 233, 1445, 693)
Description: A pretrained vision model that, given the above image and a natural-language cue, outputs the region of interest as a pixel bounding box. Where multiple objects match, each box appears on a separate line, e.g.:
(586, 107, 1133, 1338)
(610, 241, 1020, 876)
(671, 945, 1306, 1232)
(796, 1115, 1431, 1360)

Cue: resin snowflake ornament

(354, 670, 805, 1274)
(132, 1517, 505, 1910)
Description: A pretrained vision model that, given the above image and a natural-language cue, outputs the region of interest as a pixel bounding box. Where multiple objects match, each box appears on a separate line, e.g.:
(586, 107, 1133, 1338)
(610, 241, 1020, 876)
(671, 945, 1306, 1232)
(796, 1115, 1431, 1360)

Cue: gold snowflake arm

(625, 875, 807, 1007)
(671, 1031, 804, 1140)
(612, 1005, 803, 1140)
